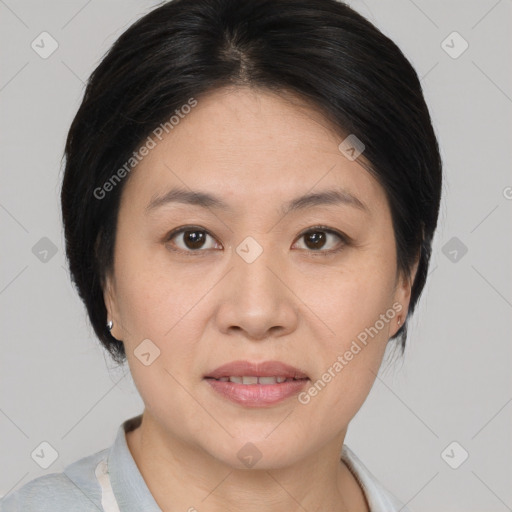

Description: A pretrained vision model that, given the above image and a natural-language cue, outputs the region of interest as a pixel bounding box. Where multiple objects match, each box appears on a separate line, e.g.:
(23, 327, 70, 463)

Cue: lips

(204, 360, 309, 407)
(215, 376, 289, 384)
(205, 360, 309, 381)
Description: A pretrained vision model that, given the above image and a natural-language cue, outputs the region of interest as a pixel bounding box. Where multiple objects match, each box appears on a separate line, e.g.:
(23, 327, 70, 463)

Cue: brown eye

(165, 225, 348, 256)
(180, 230, 207, 250)
(303, 231, 327, 250)
(166, 227, 221, 253)
(293, 227, 348, 254)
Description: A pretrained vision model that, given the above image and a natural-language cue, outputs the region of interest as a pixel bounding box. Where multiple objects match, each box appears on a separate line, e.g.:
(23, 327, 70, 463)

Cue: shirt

(1, 414, 410, 512)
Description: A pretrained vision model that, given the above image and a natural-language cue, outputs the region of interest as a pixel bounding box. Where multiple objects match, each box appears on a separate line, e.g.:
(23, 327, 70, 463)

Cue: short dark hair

(61, 0, 442, 365)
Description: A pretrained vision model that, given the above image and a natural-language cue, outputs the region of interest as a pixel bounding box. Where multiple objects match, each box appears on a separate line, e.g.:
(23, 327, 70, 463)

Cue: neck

(125, 411, 369, 512)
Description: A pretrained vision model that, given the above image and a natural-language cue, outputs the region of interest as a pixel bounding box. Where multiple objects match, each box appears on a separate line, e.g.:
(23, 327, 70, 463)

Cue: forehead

(121, 86, 387, 217)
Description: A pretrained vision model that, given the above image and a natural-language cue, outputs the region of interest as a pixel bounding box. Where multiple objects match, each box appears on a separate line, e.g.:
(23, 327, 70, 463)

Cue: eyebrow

(145, 186, 368, 216)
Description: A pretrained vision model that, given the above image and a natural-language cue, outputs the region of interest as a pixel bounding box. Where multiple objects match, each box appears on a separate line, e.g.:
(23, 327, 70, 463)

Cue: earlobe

(103, 274, 118, 337)
(103, 275, 113, 317)
(393, 252, 420, 336)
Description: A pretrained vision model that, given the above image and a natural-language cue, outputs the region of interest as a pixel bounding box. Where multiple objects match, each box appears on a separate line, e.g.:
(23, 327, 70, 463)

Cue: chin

(202, 432, 311, 471)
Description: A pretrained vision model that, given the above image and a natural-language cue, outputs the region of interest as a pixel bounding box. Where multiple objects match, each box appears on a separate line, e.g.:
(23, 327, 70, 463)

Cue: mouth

(206, 375, 305, 384)
(204, 360, 309, 407)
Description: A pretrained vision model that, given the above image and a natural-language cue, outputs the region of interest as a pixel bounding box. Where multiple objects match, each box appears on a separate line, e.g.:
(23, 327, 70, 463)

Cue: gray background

(1, 0, 511, 510)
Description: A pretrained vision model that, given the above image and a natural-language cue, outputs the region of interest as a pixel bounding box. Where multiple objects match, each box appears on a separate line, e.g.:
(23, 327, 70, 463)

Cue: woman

(2, 0, 442, 510)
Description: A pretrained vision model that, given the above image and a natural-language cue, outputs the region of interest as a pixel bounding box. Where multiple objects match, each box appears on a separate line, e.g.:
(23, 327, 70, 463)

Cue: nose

(214, 242, 300, 341)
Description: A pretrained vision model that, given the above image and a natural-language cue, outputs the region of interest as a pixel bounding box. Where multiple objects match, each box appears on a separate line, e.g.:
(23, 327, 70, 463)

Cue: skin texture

(104, 86, 417, 512)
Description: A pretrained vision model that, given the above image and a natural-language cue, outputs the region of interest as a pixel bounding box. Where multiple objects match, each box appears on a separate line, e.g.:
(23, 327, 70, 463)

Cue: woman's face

(105, 86, 414, 469)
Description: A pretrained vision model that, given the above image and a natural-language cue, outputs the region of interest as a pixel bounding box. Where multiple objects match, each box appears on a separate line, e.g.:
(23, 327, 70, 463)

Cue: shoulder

(1, 473, 95, 512)
(1, 448, 108, 512)
(341, 445, 411, 512)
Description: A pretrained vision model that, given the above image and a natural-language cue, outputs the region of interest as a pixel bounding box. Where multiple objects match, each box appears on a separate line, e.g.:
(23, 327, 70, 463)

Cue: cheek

(296, 252, 397, 416)
(112, 237, 188, 337)
(113, 258, 205, 427)
(306, 251, 397, 342)
(112, 245, 209, 393)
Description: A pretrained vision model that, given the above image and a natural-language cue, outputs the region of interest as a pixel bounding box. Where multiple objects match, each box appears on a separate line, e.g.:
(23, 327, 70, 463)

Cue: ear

(391, 252, 420, 338)
(103, 272, 121, 340)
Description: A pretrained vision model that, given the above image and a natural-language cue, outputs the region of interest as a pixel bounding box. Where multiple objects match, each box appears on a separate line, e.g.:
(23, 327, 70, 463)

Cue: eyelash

(164, 225, 351, 257)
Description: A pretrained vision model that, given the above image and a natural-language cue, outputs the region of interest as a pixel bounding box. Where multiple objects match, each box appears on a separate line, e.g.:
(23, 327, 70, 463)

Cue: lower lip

(205, 378, 309, 407)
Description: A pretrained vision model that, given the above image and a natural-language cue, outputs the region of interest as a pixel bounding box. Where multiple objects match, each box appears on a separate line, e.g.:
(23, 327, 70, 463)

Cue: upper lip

(205, 360, 309, 380)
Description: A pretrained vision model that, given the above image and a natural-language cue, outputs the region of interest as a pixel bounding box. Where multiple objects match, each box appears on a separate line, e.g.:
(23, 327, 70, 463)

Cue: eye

(164, 225, 349, 256)
(165, 226, 221, 254)
(292, 226, 349, 255)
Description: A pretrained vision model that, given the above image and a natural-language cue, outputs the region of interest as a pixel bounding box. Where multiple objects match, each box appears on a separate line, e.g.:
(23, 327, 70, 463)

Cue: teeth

(258, 377, 277, 385)
(224, 376, 290, 385)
